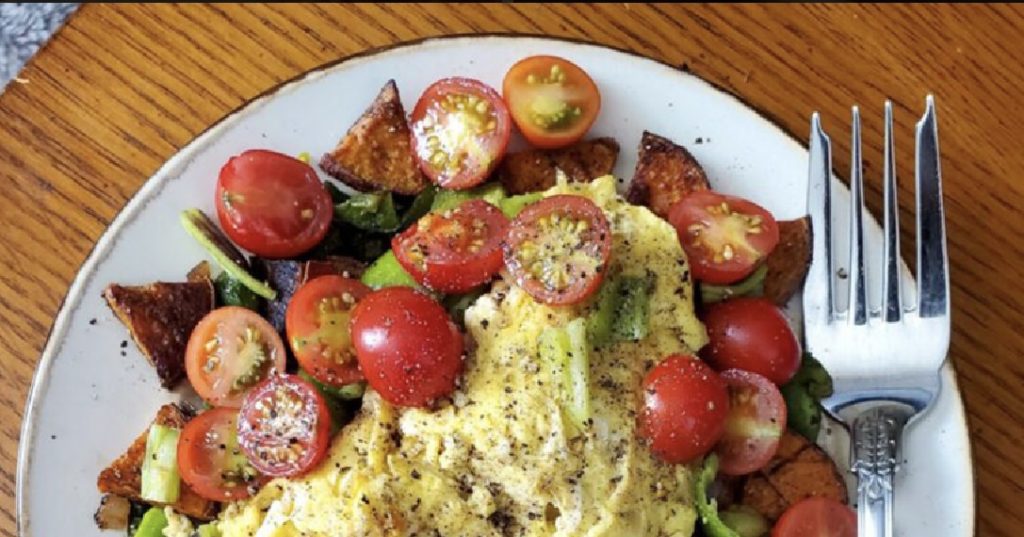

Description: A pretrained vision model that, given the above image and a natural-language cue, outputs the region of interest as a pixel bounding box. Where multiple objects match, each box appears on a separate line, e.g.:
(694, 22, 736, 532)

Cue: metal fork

(803, 96, 950, 537)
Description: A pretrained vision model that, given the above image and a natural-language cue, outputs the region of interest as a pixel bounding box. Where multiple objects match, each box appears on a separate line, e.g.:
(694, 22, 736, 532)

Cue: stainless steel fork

(803, 97, 950, 537)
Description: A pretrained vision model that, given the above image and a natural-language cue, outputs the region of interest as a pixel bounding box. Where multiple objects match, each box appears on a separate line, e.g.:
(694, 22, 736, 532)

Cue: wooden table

(0, 4, 1019, 535)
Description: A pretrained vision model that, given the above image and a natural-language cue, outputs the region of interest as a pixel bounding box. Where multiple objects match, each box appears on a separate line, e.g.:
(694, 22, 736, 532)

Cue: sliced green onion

(539, 318, 591, 435)
(140, 425, 180, 504)
(132, 506, 169, 537)
(180, 208, 276, 300)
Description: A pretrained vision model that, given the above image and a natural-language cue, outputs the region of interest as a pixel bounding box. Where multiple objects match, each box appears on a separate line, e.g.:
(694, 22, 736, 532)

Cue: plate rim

(15, 33, 975, 535)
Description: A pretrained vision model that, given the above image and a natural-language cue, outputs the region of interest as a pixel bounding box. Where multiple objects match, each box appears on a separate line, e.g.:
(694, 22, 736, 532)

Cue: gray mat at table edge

(1, 3, 79, 92)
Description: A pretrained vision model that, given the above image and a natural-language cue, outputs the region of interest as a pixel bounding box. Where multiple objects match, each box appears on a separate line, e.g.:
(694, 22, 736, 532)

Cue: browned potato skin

(96, 404, 219, 520)
(763, 216, 812, 305)
(626, 131, 711, 218)
(496, 137, 620, 194)
(740, 430, 849, 522)
(103, 279, 214, 388)
(320, 79, 428, 195)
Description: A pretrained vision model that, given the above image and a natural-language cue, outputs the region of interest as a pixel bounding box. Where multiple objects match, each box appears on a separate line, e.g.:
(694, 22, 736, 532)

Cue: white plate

(17, 36, 973, 536)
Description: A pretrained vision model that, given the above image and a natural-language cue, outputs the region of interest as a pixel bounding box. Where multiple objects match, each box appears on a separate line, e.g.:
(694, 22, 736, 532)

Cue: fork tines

(806, 96, 949, 324)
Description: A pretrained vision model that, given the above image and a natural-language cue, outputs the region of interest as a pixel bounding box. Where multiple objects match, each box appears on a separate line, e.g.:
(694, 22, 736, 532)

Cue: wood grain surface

(0, 3, 1020, 535)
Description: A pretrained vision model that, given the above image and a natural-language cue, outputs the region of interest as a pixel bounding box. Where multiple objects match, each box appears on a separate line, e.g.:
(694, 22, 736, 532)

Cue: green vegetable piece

(132, 507, 168, 537)
(443, 287, 486, 328)
(696, 454, 740, 537)
(611, 275, 654, 342)
(214, 271, 261, 310)
(335, 191, 402, 233)
(180, 209, 276, 300)
(140, 424, 180, 504)
(700, 264, 768, 305)
(780, 353, 835, 441)
(360, 250, 420, 290)
(498, 192, 543, 218)
(538, 318, 591, 434)
(431, 183, 507, 212)
(400, 185, 438, 227)
(586, 277, 622, 347)
(195, 524, 222, 537)
(719, 506, 770, 537)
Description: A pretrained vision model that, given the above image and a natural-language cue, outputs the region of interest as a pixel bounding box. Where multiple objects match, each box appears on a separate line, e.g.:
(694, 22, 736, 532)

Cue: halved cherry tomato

(668, 191, 780, 285)
(237, 374, 332, 478)
(409, 78, 512, 190)
(637, 355, 730, 464)
(185, 307, 287, 408)
(503, 55, 601, 149)
(702, 297, 801, 385)
(177, 407, 267, 502)
(392, 199, 510, 293)
(216, 149, 333, 258)
(503, 195, 612, 305)
(716, 369, 787, 476)
(772, 497, 857, 537)
(286, 275, 371, 387)
(350, 287, 464, 407)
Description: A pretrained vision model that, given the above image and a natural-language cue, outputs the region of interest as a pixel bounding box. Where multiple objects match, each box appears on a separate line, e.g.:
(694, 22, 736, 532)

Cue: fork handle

(851, 406, 907, 537)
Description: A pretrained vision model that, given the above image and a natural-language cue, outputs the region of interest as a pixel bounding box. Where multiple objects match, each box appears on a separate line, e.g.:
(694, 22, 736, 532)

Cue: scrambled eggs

(218, 176, 708, 537)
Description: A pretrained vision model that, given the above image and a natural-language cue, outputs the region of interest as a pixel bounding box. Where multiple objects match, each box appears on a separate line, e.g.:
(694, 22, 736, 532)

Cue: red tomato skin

(502, 55, 602, 149)
(237, 374, 333, 478)
(350, 287, 464, 407)
(392, 199, 510, 294)
(177, 407, 266, 502)
(668, 191, 780, 285)
(285, 275, 371, 387)
(637, 355, 730, 464)
(772, 496, 857, 537)
(409, 78, 512, 190)
(716, 368, 787, 476)
(702, 297, 801, 385)
(216, 149, 333, 258)
(503, 195, 612, 305)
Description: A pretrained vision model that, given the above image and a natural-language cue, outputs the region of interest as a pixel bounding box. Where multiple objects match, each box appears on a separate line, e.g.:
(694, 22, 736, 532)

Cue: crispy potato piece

(626, 131, 711, 218)
(320, 80, 427, 195)
(185, 260, 212, 283)
(764, 216, 812, 305)
(97, 404, 218, 520)
(103, 279, 214, 388)
(741, 430, 848, 522)
(496, 137, 620, 194)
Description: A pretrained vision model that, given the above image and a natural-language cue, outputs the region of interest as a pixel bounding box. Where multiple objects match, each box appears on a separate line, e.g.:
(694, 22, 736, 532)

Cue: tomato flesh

(393, 199, 510, 293)
(410, 78, 511, 190)
(702, 297, 801, 385)
(216, 149, 333, 258)
(637, 355, 730, 464)
(350, 287, 464, 407)
(716, 369, 787, 476)
(503, 55, 602, 149)
(237, 374, 333, 478)
(177, 407, 266, 502)
(503, 195, 612, 305)
(668, 190, 780, 285)
(286, 275, 371, 387)
(185, 307, 287, 408)
(772, 497, 857, 537)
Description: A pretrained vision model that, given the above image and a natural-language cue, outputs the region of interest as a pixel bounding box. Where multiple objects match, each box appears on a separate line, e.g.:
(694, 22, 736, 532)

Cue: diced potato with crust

(764, 216, 812, 305)
(96, 404, 219, 520)
(626, 131, 711, 218)
(103, 279, 214, 388)
(496, 137, 620, 194)
(740, 430, 848, 522)
(320, 79, 428, 195)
